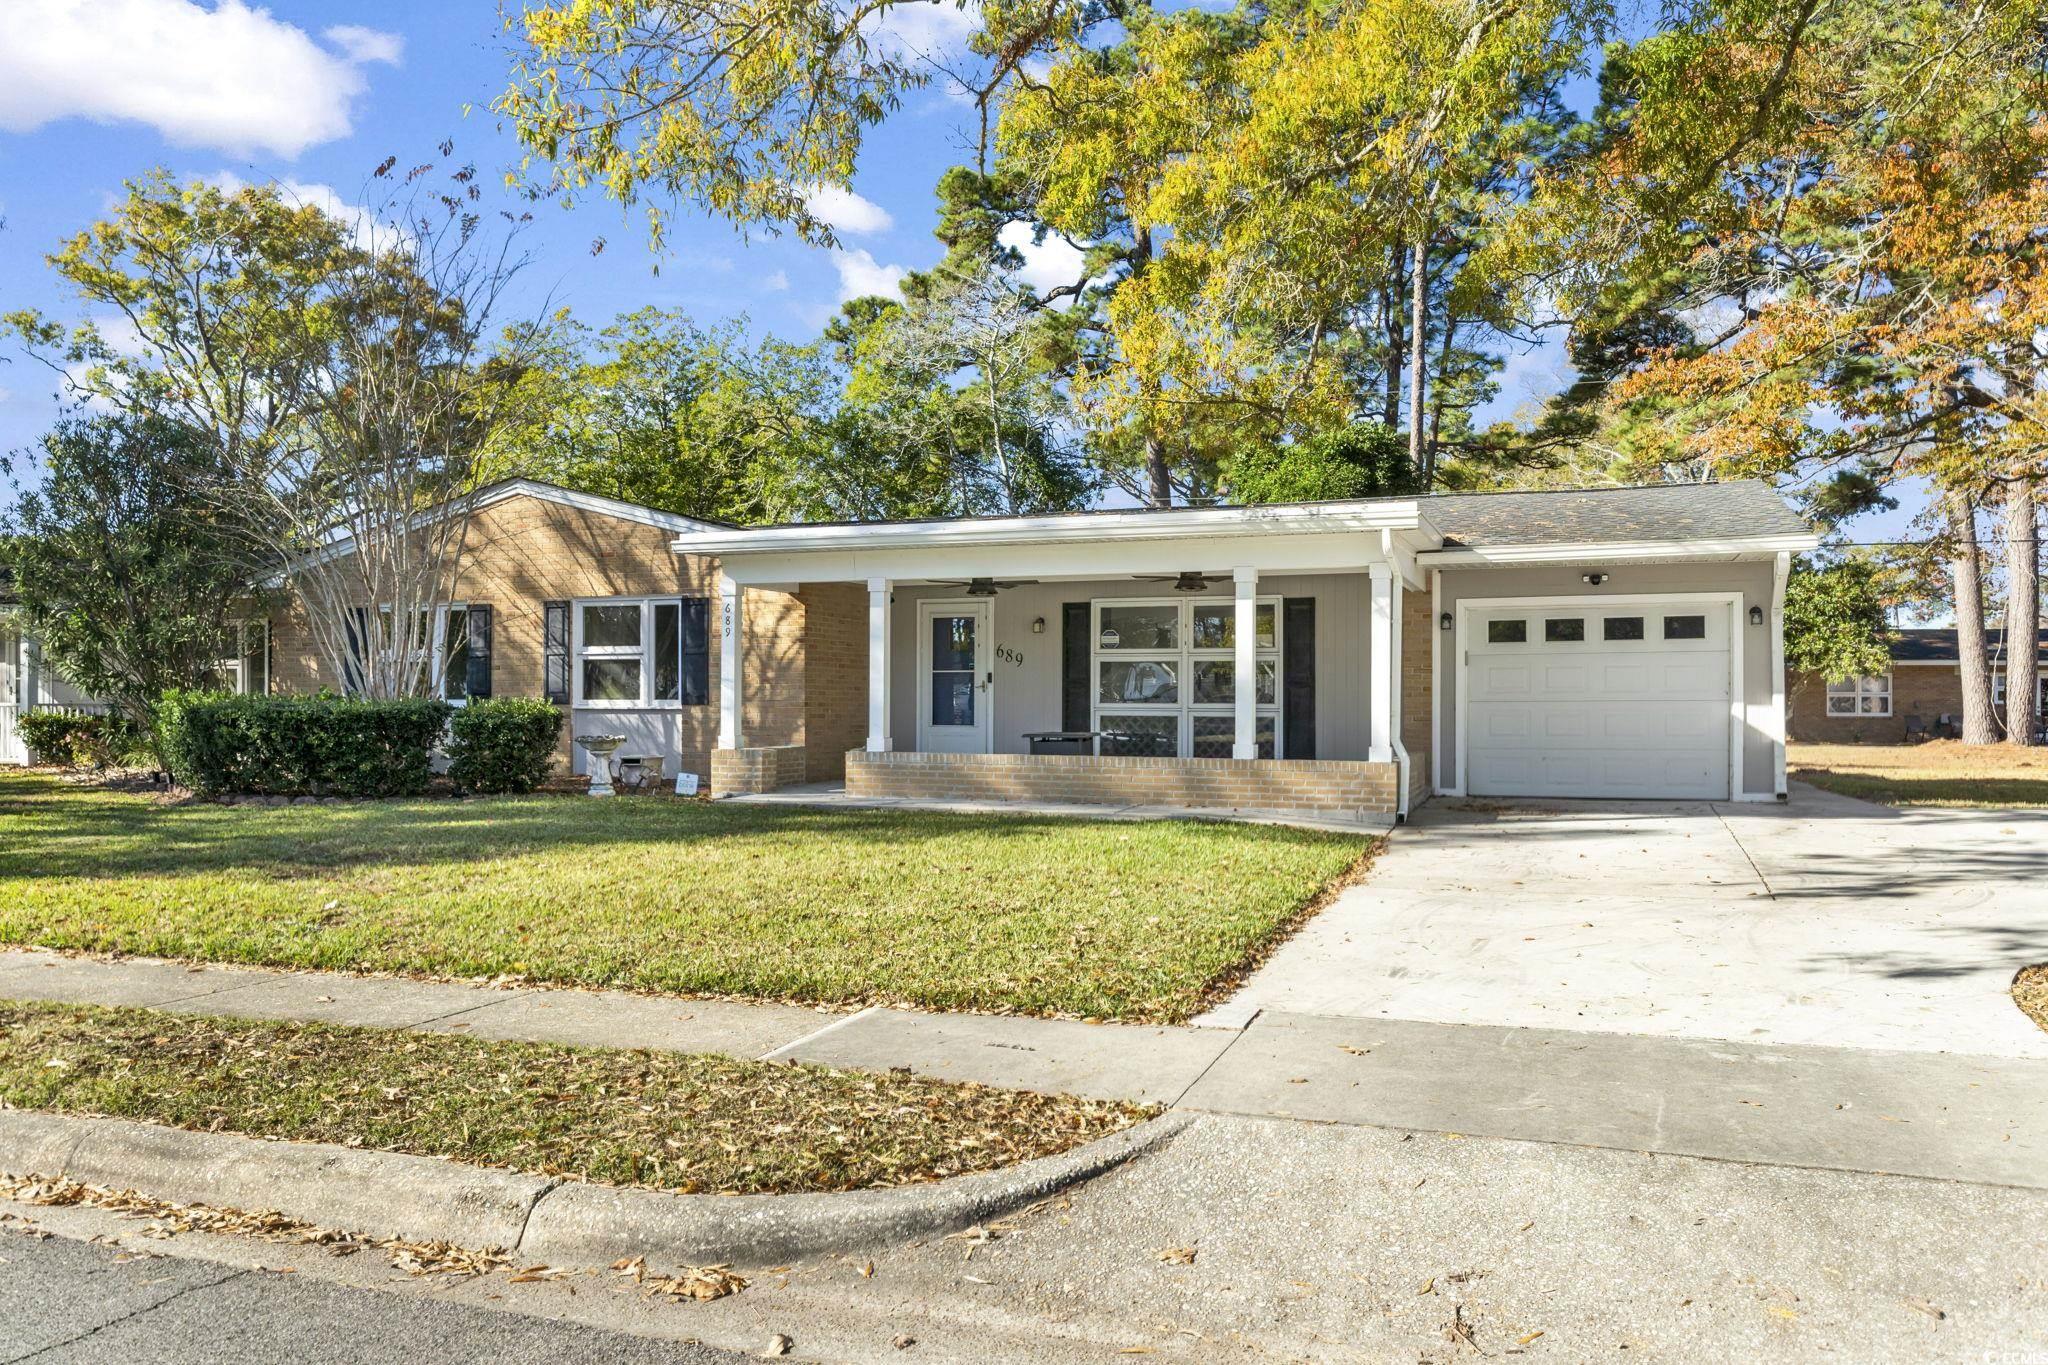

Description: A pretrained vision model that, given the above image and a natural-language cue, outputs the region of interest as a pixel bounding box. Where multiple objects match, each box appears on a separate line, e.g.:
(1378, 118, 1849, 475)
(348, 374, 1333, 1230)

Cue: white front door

(0, 625, 18, 765)
(917, 601, 992, 754)
(1464, 601, 1734, 800)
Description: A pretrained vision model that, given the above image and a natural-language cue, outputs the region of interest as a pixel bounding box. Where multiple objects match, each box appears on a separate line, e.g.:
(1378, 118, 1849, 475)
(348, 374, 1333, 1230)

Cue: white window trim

(570, 596, 695, 710)
(210, 620, 271, 696)
(1825, 672, 1892, 717)
(1991, 669, 2048, 709)
(1090, 596, 1283, 758)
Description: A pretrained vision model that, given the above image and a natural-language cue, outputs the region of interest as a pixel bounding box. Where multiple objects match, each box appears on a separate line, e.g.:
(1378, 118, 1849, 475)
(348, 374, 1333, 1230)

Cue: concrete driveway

(1202, 782, 2048, 1057)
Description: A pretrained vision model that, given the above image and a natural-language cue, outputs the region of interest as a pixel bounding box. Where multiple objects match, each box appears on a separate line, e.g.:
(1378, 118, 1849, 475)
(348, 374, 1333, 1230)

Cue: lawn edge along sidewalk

(0, 1107, 1192, 1268)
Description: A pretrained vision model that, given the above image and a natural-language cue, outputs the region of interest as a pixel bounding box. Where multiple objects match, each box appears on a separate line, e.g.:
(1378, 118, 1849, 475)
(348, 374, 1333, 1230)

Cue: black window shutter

(1283, 597, 1316, 759)
(344, 607, 369, 695)
(542, 600, 570, 704)
(1061, 602, 1090, 732)
(680, 597, 710, 705)
(465, 604, 493, 699)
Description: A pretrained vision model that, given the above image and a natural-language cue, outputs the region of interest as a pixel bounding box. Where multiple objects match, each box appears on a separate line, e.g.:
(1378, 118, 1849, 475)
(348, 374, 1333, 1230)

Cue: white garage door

(1465, 601, 1732, 800)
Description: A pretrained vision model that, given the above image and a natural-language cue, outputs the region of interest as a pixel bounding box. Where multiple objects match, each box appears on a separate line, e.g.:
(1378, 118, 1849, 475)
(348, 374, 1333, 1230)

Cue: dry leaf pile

(1, 1171, 507, 1276)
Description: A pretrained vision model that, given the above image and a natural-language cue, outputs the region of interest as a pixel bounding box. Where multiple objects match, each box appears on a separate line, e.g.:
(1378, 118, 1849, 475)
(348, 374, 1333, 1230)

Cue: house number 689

(994, 644, 1024, 667)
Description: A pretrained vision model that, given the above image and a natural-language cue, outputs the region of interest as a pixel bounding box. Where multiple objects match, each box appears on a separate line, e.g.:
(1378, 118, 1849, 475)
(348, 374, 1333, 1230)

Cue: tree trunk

(1951, 489, 1999, 744)
(1132, 226, 1172, 508)
(1407, 231, 1429, 486)
(2007, 483, 2040, 746)
(1383, 237, 1405, 430)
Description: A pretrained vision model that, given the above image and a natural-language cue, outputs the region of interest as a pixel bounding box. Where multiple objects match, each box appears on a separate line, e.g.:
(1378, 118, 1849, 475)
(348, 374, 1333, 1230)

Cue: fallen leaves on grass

(1, 1171, 508, 1277)
(0, 1001, 1152, 1196)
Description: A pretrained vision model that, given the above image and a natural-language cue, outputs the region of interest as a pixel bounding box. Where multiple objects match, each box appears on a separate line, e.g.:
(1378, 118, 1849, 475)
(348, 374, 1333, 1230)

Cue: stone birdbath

(574, 733, 628, 797)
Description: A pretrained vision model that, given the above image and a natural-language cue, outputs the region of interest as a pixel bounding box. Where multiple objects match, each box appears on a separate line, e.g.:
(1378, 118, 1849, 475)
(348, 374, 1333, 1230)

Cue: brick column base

(709, 745, 808, 797)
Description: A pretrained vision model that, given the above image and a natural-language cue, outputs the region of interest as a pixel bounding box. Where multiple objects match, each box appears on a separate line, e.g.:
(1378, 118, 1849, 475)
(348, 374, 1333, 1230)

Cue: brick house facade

(265, 484, 867, 783)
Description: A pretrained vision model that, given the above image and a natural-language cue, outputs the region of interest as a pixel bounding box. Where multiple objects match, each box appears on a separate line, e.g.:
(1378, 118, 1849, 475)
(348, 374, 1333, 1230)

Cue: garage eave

(1418, 533, 1818, 568)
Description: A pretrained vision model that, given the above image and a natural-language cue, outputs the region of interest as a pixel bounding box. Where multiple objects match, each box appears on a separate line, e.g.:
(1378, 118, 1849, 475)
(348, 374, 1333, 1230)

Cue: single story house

(248, 476, 1815, 816)
(1788, 627, 2048, 743)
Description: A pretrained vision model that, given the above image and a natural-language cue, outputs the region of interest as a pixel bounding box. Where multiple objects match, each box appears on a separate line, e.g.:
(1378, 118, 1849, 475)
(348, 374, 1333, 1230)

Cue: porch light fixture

(966, 578, 999, 597)
(1032, 617, 1046, 634)
(1171, 571, 1211, 592)
(1749, 604, 1765, 626)
(1581, 572, 1607, 586)
(1439, 612, 1453, 631)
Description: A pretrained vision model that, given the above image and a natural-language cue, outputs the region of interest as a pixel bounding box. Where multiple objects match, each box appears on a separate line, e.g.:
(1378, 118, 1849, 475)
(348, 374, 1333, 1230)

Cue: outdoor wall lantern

(1032, 617, 1046, 633)
(1749, 605, 1765, 626)
(1439, 612, 1453, 631)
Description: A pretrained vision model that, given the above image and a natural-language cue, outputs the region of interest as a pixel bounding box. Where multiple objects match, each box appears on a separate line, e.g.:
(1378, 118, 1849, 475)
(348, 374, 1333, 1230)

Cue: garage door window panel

(1663, 614, 1708, 640)
(1603, 616, 1645, 641)
(1487, 619, 1528, 644)
(1544, 618, 1586, 643)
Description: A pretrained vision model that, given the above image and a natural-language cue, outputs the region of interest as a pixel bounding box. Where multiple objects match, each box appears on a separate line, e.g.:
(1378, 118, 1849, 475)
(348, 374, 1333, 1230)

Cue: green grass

(0, 772, 1366, 1022)
(1788, 741, 2048, 809)
(0, 1000, 1147, 1194)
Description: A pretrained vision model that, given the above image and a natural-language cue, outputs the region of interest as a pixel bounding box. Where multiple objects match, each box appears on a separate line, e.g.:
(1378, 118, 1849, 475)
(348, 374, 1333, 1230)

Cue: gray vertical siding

(1432, 560, 1780, 798)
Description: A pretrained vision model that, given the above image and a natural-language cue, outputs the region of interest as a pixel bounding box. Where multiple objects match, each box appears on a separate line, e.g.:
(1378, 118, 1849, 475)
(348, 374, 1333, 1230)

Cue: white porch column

(717, 574, 743, 750)
(1232, 567, 1259, 759)
(1367, 565, 1395, 763)
(866, 577, 894, 752)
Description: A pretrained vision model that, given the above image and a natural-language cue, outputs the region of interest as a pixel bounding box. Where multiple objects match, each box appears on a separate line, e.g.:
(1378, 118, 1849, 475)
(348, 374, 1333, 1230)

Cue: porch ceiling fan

(1135, 571, 1228, 593)
(931, 576, 1040, 597)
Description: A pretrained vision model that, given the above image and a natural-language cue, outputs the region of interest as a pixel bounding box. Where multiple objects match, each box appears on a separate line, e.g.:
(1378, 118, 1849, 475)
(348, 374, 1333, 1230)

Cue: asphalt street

(0, 1228, 750, 1365)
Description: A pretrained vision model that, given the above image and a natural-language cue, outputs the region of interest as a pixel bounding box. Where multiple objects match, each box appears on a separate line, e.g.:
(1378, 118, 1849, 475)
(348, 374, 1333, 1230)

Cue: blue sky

(0, 0, 1929, 592)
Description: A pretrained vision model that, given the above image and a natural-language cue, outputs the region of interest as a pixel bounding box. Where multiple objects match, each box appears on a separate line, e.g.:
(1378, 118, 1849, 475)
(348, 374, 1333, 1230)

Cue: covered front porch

(679, 501, 1436, 820)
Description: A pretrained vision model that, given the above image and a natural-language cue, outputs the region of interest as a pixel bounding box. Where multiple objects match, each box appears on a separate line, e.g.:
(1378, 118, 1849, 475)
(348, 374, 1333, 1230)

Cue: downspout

(1383, 530, 1411, 822)
(1771, 551, 1790, 800)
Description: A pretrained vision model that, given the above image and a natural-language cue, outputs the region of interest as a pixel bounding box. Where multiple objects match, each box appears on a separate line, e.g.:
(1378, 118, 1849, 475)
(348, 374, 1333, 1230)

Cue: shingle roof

(1420, 479, 1811, 548)
(1891, 627, 2048, 665)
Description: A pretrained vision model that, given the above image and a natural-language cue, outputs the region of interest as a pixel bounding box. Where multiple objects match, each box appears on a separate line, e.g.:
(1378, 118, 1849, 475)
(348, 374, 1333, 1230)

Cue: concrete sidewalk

(4, 947, 2045, 1189)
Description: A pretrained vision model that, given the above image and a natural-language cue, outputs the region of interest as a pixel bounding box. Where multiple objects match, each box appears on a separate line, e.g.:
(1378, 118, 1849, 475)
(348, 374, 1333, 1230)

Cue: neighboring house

(0, 571, 113, 765)
(1787, 627, 2048, 744)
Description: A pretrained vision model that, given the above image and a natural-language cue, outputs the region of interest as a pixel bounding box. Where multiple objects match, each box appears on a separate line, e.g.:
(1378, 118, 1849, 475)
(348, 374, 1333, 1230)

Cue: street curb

(0, 1108, 1191, 1266)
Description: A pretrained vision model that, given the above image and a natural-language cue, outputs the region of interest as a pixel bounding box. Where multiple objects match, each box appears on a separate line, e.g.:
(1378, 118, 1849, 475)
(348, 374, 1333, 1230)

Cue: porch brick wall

(845, 749, 1401, 815)
(1401, 587, 1433, 808)
(710, 744, 808, 797)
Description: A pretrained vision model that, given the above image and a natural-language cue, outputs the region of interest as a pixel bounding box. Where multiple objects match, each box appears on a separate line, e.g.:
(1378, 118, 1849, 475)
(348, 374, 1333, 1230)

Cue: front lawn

(0, 1001, 1146, 1194)
(1789, 740, 2048, 808)
(0, 772, 1365, 1022)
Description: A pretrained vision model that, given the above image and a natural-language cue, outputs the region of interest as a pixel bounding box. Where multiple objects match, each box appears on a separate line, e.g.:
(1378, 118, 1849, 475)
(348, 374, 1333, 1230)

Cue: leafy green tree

(1783, 556, 1894, 686)
(488, 307, 843, 523)
(1224, 425, 1415, 504)
(4, 415, 252, 746)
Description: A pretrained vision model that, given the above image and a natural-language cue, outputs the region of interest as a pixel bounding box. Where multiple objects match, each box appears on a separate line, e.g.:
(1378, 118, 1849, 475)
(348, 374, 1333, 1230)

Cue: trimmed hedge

(159, 691, 452, 798)
(445, 697, 563, 794)
(16, 710, 148, 769)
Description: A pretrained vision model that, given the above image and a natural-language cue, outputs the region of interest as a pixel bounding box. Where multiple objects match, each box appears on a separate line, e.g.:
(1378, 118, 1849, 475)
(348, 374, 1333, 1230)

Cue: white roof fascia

(1418, 533, 1818, 566)
(670, 500, 1428, 558)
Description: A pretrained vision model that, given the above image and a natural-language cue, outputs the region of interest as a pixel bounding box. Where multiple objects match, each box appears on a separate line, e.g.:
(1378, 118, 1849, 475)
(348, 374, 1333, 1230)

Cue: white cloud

(762, 270, 791, 293)
(832, 248, 907, 302)
(801, 184, 895, 236)
(0, 0, 401, 158)
(998, 222, 1089, 299)
(865, 0, 980, 61)
(322, 24, 403, 66)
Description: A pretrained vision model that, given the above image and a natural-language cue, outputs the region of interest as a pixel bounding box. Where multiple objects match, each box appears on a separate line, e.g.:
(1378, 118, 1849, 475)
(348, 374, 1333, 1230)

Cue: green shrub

(158, 691, 452, 798)
(445, 698, 563, 794)
(18, 710, 97, 767)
